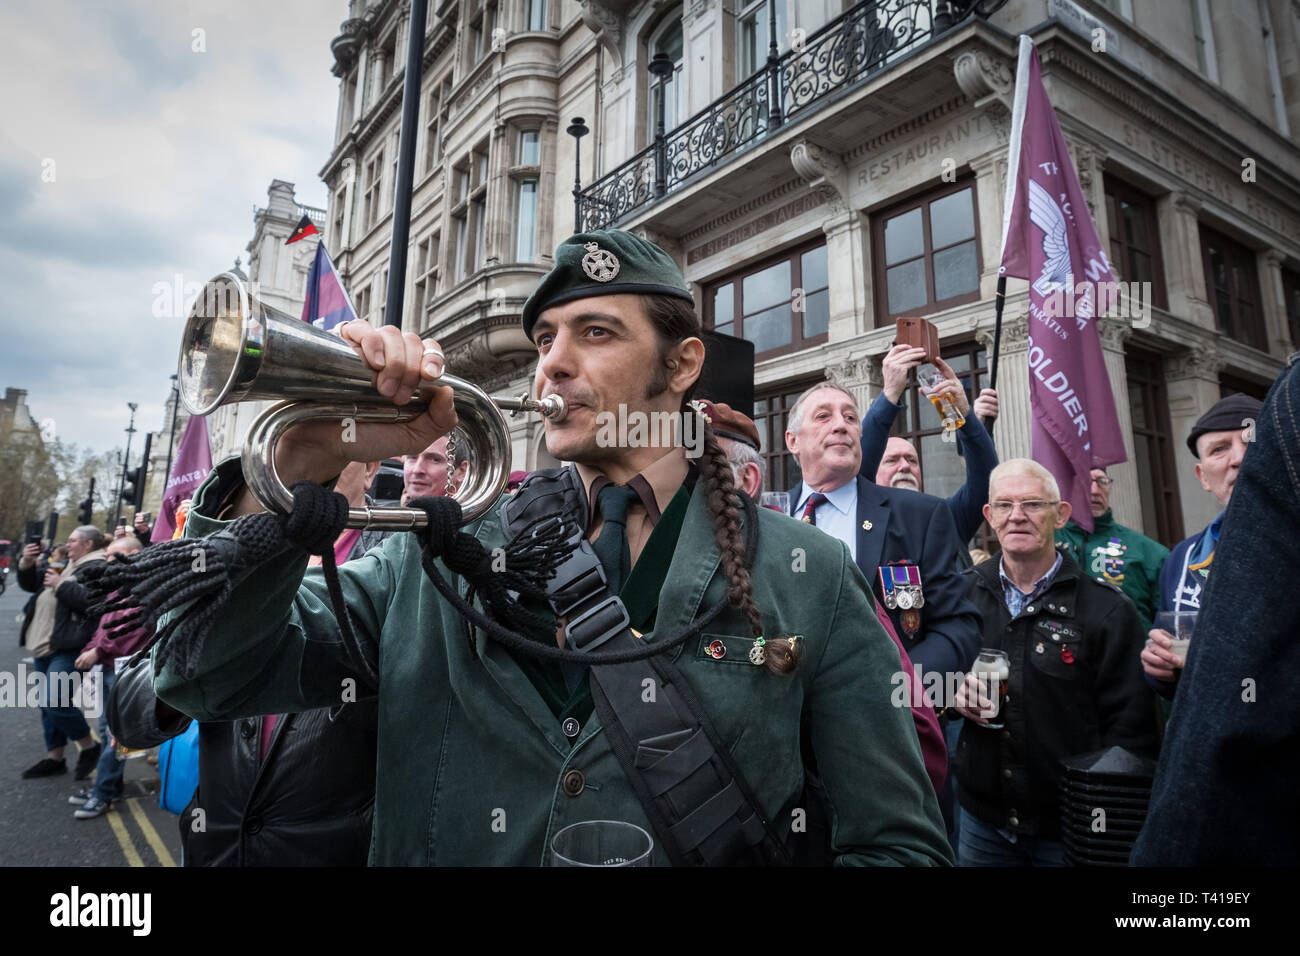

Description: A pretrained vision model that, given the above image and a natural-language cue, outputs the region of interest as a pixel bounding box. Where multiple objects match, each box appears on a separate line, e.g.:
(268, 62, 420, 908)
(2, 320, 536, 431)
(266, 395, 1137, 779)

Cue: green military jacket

(154, 460, 952, 866)
(1056, 510, 1170, 633)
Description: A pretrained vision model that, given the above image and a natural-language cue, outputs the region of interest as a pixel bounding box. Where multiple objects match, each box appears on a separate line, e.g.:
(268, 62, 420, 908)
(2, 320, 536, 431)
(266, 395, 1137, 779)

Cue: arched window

(646, 10, 683, 138)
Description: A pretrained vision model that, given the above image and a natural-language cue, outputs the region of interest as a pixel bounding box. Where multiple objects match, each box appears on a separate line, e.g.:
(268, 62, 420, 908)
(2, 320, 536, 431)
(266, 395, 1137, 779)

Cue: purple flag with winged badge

(999, 35, 1127, 532)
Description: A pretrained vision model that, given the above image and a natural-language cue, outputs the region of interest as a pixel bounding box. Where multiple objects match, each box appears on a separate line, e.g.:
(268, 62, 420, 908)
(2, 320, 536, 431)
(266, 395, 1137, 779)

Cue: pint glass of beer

(916, 363, 965, 432)
(972, 649, 1011, 729)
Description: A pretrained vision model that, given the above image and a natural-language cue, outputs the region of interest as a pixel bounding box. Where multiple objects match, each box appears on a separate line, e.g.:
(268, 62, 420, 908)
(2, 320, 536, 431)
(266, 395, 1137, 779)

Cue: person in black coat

(1132, 357, 1300, 865)
(17, 527, 108, 779)
(784, 382, 981, 677)
(109, 658, 378, 866)
(953, 459, 1156, 865)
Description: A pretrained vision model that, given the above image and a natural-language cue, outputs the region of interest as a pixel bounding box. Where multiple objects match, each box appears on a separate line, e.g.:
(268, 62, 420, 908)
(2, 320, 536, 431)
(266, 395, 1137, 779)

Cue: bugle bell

(176, 272, 563, 528)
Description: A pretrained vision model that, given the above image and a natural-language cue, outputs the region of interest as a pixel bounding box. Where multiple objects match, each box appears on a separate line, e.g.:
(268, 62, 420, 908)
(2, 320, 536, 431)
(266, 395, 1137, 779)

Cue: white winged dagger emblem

(1028, 179, 1071, 297)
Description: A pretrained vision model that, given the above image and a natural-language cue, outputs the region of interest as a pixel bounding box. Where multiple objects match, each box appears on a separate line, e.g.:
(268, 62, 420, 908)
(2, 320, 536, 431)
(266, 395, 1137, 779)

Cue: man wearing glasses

(1055, 467, 1170, 633)
(952, 459, 1156, 866)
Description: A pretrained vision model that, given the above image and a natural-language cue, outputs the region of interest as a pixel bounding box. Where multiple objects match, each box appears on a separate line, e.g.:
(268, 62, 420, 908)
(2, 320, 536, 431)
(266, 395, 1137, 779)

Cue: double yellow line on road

(104, 798, 177, 867)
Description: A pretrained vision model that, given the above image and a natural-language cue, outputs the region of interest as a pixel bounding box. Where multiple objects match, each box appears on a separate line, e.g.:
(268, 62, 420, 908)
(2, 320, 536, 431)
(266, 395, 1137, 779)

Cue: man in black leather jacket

(105, 505, 389, 866)
(108, 659, 378, 866)
(953, 459, 1156, 865)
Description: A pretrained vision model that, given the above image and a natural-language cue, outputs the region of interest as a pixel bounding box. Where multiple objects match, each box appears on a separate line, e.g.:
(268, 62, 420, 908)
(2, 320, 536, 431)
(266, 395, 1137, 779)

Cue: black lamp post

(765, 0, 783, 129)
(649, 52, 675, 197)
(112, 402, 138, 529)
(382, 0, 429, 327)
(566, 117, 589, 231)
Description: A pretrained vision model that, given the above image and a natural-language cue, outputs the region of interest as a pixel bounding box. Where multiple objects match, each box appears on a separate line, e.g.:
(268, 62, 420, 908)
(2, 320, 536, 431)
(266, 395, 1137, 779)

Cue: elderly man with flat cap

(1142, 392, 1262, 699)
(152, 230, 950, 866)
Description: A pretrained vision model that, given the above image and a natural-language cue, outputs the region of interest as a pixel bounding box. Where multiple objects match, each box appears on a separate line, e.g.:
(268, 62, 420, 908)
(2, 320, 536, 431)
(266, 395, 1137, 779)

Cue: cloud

(0, 0, 343, 455)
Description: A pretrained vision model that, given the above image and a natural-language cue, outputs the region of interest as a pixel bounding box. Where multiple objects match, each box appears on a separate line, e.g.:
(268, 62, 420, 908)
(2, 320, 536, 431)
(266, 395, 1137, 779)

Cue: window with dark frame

(872, 179, 981, 326)
(413, 233, 440, 325)
(362, 148, 385, 233)
(423, 80, 449, 176)
(1282, 267, 1300, 350)
(331, 186, 346, 247)
(1218, 371, 1271, 402)
(703, 239, 829, 360)
(526, 0, 546, 31)
(1126, 347, 1184, 548)
(886, 341, 993, 551)
(511, 128, 541, 262)
(356, 283, 371, 325)
(646, 9, 684, 140)
(753, 379, 824, 495)
(1103, 175, 1168, 310)
(1200, 225, 1265, 350)
(378, 30, 397, 88)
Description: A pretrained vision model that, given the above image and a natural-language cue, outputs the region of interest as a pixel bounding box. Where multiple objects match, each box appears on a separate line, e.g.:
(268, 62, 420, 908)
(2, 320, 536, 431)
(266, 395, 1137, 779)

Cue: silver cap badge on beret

(581, 241, 620, 282)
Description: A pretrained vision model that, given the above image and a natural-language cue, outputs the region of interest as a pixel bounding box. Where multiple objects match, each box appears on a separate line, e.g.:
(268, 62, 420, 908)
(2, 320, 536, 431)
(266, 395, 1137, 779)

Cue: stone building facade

(564, 0, 1300, 547)
(0, 387, 42, 448)
(219, 0, 1299, 548)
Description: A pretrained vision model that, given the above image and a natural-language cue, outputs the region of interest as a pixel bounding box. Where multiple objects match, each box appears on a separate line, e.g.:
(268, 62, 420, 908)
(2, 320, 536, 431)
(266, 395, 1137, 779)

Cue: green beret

(521, 230, 695, 340)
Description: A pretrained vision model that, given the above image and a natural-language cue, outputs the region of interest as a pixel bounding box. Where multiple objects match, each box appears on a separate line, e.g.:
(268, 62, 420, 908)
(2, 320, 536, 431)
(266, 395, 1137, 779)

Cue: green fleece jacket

(154, 459, 952, 866)
(1056, 509, 1170, 633)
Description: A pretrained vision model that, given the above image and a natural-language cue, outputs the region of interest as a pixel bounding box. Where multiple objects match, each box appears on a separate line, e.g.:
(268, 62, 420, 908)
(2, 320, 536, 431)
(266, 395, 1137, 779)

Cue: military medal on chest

(749, 635, 766, 666)
(879, 564, 924, 612)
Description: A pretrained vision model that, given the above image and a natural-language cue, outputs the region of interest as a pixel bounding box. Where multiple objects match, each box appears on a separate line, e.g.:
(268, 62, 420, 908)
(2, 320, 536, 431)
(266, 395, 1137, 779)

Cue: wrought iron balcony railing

(579, 0, 985, 231)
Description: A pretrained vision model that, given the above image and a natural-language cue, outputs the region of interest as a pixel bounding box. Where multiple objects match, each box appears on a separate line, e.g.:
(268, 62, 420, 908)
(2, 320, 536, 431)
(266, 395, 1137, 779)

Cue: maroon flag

(152, 415, 213, 542)
(999, 35, 1127, 532)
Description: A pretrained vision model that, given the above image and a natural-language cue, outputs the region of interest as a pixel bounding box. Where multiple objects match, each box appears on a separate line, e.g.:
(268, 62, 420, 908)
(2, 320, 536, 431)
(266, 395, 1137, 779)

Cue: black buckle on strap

(565, 595, 631, 653)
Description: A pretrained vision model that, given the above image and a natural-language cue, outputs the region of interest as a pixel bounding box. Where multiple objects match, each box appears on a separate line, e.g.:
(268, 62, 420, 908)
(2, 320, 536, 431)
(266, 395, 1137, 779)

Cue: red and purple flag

(301, 242, 358, 332)
(151, 414, 213, 543)
(999, 35, 1127, 532)
(285, 214, 320, 245)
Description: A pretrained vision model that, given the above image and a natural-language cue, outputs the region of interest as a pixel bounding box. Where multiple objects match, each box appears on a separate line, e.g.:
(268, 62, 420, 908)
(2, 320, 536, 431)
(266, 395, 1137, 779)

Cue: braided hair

(641, 295, 801, 676)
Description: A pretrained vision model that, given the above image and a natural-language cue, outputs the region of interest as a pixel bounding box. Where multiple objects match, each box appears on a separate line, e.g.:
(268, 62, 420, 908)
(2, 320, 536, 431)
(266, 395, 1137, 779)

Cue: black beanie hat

(1186, 392, 1263, 457)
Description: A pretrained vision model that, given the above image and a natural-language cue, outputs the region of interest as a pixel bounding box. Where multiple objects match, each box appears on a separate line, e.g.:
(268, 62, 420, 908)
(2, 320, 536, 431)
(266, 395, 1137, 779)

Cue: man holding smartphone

(860, 332, 1000, 546)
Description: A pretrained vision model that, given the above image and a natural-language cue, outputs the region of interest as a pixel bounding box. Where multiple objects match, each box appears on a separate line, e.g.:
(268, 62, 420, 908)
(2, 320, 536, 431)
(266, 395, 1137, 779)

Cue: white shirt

(794, 479, 859, 561)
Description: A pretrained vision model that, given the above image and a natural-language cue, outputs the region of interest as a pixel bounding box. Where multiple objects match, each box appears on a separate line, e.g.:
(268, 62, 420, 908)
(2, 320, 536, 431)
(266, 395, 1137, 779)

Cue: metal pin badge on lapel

(862, 520, 872, 531)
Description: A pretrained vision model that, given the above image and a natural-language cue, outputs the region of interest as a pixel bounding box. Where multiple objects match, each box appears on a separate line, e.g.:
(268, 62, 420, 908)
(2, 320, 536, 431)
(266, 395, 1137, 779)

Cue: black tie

(592, 484, 639, 595)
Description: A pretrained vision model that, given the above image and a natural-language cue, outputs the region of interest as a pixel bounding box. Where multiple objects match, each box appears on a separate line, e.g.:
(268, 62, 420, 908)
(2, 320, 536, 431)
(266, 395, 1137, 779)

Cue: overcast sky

(0, 0, 343, 456)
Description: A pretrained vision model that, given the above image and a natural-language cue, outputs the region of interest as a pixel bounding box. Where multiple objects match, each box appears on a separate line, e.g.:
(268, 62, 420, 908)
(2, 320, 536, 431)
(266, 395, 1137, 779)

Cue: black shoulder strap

(502, 467, 791, 866)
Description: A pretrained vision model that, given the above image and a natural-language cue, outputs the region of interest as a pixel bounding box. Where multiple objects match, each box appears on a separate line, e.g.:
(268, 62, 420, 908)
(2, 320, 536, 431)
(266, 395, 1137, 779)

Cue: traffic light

(120, 465, 145, 507)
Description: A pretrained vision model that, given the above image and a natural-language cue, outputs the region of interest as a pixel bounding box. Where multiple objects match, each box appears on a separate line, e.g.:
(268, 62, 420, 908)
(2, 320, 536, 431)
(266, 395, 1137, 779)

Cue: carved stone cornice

(679, 177, 809, 243)
(826, 356, 873, 387)
(1170, 190, 1202, 216)
(953, 48, 1014, 141)
(1166, 344, 1226, 382)
(442, 316, 535, 388)
(987, 313, 1032, 352)
(580, 1, 624, 68)
(841, 96, 968, 164)
(1097, 315, 1134, 352)
(683, 0, 711, 27)
(633, 226, 683, 263)
(790, 138, 848, 217)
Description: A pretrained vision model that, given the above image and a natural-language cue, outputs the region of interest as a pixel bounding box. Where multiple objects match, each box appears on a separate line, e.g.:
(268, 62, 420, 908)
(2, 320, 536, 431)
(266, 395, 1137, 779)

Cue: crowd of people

(13, 228, 1296, 867)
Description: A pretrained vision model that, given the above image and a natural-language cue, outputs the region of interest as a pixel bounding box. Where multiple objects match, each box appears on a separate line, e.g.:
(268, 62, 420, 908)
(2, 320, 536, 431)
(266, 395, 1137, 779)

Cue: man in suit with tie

(784, 382, 981, 678)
